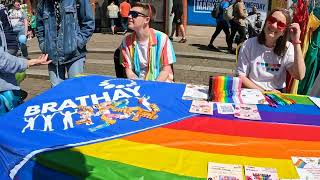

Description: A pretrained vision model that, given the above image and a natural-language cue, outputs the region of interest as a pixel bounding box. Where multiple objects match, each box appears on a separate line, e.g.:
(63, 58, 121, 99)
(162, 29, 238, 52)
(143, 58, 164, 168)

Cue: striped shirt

(120, 28, 176, 81)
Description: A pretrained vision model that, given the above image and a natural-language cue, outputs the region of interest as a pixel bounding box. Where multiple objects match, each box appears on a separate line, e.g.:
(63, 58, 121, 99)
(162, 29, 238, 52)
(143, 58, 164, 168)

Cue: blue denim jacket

(36, 0, 95, 65)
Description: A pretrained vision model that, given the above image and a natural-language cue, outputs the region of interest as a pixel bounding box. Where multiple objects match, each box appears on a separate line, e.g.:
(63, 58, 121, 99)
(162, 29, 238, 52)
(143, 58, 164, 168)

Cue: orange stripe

(123, 127, 320, 159)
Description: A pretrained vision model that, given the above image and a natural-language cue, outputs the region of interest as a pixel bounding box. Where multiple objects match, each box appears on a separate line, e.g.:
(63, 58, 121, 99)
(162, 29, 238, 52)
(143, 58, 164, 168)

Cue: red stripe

(164, 116, 320, 141)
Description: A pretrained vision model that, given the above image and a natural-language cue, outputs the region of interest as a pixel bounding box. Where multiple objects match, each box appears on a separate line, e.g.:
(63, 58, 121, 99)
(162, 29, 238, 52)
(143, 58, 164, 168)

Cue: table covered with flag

(1, 75, 320, 179)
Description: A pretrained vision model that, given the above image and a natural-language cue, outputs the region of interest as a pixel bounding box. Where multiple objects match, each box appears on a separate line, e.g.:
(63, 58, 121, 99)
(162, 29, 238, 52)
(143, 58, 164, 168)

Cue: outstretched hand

(28, 54, 51, 67)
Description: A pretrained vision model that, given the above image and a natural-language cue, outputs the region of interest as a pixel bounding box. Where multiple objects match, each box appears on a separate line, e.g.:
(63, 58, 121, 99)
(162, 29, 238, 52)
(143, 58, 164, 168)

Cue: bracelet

(291, 40, 301, 44)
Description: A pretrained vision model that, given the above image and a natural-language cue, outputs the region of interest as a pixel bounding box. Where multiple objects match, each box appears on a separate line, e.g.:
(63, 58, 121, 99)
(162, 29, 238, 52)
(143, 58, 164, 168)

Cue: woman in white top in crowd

(236, 8, 305, 93)
(107, 1, 119, 35)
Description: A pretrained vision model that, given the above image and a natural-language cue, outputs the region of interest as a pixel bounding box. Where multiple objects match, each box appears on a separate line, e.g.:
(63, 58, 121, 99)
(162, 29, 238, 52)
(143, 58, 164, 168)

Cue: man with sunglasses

(120, 2, 176, 82)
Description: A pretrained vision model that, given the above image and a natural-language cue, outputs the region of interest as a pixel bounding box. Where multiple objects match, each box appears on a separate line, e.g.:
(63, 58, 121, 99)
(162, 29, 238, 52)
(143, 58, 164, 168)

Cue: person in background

(169, 0, 186, 43)
(8, 0, 29, 59)
(208, 0, 230, 51)
(107, 0, 119, 35)
(120, 2, 176, 82)
(119, 0, 131, 34)
(248, 6, 258, 16)
(0, 12, 51, 114)
(236, 8, 305, 93)
(247, 6, 262, 38)
(36, 0, 95, 86)
(30, 11, 36, 38)
(227, 0, 247, 54)
(0, 2, 18, 55)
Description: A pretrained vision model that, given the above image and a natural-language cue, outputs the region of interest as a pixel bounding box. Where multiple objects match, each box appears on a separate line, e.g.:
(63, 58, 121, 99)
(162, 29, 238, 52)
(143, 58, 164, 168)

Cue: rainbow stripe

(209, 76, 242, 103)
(294, 159, 307, 168)
(35, 95, 320, 179)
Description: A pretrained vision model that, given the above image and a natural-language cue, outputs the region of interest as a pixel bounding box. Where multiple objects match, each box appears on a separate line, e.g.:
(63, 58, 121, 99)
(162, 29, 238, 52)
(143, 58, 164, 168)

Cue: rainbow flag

(208, 76, 242, 103)
(29, 95, 320, 180)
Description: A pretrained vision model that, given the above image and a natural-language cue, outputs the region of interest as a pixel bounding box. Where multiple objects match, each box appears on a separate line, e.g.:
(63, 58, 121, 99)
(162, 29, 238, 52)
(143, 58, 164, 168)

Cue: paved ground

(21, 25, 237, 100)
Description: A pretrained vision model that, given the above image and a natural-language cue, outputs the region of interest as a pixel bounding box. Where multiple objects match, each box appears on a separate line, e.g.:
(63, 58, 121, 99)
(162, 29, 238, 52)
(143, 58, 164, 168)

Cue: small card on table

(234, 104, 261, 121)
(189, 100, 214, 115)
(207, 162, 243, 180)
(244, 166, 279, 180)
(217, 103, 235, 114)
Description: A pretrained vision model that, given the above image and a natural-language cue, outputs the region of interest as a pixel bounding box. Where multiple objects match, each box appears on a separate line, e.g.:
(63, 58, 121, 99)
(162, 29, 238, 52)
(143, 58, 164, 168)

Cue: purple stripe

(212, 111, 320, 127)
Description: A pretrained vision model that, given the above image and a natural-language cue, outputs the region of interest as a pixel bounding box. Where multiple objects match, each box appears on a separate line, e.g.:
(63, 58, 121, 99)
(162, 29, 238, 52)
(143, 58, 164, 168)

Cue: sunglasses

(129, 11, 148, 18)
(267, 16, 287, 31)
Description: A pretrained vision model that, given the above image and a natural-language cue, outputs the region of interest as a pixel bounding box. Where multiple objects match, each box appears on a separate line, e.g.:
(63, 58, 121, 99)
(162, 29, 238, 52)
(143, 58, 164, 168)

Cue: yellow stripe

(72, 139, 299, 179)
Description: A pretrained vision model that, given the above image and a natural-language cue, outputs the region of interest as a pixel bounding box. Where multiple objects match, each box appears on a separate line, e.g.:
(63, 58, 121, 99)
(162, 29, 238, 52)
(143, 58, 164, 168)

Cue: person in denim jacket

(36, 0, 95, 86)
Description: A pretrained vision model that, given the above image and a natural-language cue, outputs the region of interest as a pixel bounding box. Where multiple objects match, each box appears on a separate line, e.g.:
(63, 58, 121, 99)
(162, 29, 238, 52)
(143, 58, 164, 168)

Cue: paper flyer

(234, 104, 261, 121)
(292, 156, 320, 179)
(189, 100, 214, 115)
(217, 103, 235, 115)
(182, 84, 209, 101)
(244, 166, 279, 180)
(309, 97, 320, 109)
(240, 88, 268, 105)
(207, 162, 243, 180)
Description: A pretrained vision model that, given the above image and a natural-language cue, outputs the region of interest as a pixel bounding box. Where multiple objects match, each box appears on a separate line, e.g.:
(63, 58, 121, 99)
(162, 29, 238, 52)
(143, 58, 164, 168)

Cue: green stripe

(285, 95, 314, 105)
(36, 150, 204, 180)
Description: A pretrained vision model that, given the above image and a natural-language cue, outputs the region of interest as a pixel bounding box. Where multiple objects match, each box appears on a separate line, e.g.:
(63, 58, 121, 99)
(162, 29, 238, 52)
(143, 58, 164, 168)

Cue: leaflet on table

(207, 162, 243, 180)
(244, 166, 279, 180)
(189, 100, 214, 115)
(292, 156, 320, 179)
(182, 84, 209, 101)
(309, 97, 320, 109)
(234, 104, 261, 121)
(240, 88, 268, 105)
(217, 103, 235, 114)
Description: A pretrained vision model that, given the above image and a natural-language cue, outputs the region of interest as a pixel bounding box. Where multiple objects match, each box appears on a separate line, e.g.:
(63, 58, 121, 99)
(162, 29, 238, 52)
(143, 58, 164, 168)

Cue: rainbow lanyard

(130, 30, 155, 80)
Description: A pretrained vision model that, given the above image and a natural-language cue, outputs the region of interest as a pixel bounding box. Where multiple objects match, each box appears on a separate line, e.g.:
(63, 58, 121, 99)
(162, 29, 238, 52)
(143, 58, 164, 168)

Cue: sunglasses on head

(267, 16, 287, 31)
(129, 11, 148, 18)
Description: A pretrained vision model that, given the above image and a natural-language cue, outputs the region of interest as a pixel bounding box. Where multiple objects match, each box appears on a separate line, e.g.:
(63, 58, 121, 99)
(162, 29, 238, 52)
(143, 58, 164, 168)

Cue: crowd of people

(0, 0, 307, 115)
(208, 0, 263, 54)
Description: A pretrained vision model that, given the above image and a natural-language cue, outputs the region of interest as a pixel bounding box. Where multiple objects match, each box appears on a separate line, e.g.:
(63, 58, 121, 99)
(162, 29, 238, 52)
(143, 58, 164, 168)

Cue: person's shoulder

(121, 33, 135, 46)
(244, 37, 258, 45)
(124, 2, 130, 6)
(153, 29, 166, 35)
(152, 29, 169, 41)
(221, 1, 229, 6)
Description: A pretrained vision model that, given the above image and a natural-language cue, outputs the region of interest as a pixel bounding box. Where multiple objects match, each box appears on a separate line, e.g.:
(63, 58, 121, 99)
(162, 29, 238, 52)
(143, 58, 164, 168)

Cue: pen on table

(264, 95, 277, 107)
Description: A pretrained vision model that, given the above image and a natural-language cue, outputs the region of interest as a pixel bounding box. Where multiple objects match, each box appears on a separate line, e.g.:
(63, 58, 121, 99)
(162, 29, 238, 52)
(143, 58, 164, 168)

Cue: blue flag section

(0, 75, 194, 179)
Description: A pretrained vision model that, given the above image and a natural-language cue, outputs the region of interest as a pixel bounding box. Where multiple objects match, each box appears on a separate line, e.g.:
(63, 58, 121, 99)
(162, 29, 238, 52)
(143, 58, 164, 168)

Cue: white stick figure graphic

(21, 114, 40, 133)
(41, 112, 58, 132)
(60, 110, 77, 130)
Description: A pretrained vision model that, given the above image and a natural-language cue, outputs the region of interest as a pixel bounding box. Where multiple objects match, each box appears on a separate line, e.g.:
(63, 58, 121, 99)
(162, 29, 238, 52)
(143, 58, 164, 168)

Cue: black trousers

(227, 20, 246, 50)
(209, 20, 230, 45)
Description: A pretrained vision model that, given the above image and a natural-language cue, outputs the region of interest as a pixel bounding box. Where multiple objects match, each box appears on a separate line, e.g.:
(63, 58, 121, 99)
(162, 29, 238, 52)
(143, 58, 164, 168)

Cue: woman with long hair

(236, 8, 305, 93)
